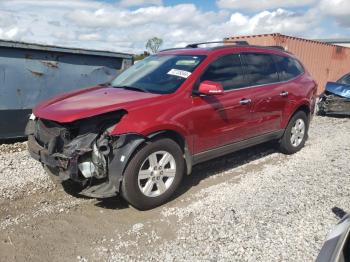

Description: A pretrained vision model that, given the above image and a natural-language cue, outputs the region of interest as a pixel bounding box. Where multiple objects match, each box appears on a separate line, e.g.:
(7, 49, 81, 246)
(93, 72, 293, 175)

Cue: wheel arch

(103, 129, 192, 195)
(283, 102, 311, 128)
(147, 130, 193, 175)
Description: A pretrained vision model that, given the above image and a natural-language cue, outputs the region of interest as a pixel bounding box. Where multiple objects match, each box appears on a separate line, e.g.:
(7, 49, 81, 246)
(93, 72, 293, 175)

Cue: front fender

(80, 133, 146, 198)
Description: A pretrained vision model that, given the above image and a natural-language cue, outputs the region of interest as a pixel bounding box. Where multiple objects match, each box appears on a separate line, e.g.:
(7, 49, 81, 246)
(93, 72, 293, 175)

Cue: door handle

(240, 98, 252, 105)
(280, 91, 289, 97)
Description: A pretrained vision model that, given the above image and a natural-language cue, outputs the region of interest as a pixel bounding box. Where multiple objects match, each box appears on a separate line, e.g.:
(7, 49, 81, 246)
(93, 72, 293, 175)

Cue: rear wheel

(279, 111, 309, 154)
(121, 138, 184, 210)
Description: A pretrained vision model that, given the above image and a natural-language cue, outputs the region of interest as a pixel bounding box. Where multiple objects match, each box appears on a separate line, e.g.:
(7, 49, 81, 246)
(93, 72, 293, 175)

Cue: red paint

(198, 81, 224, 95)
(33, 46, 316, 155)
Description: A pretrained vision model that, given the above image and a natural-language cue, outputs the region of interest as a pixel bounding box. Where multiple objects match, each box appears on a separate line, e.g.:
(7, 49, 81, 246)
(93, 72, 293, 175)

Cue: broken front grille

(34, 119, 76, 153)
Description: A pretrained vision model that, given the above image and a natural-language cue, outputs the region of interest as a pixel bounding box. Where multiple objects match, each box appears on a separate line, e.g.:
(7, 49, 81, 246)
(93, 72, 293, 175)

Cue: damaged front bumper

(318, 95, 350, 116)
(318, 82, 350, 116)
(25, 113, 145, 198)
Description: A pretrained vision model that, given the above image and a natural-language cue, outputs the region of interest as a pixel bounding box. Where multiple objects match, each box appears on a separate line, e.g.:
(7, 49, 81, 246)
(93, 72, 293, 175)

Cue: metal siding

(0, 43, 133, 138)
(0, 40, 133, 59)
(226, 33, 350, 94)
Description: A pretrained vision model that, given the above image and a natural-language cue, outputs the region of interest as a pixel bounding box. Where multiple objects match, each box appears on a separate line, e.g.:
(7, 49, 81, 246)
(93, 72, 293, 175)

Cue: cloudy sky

(0, 0, 349, 54)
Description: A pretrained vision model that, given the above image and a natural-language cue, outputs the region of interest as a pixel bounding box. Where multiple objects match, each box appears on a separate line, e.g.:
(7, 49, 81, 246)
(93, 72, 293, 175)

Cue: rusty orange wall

(226, 34, 350, 94)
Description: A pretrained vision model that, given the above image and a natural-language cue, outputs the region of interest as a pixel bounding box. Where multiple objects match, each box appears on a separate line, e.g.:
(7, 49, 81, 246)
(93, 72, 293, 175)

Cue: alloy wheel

(137, 150, 176, 197)
(290, 118, 305, 147)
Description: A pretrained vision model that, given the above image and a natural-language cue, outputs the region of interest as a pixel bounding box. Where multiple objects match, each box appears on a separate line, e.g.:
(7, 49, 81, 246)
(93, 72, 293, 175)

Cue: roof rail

(186, 41, 249, 48)
(266, 45, 285, 51)
(159, 47, 187, 52)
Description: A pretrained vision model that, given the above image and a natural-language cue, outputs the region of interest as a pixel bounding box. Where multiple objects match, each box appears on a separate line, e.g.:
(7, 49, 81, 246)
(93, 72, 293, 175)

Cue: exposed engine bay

(25, 110, 146, 198)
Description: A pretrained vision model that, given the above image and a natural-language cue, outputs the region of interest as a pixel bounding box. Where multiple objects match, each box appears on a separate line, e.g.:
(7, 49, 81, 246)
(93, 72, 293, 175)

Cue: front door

(191, 53, 255, 154)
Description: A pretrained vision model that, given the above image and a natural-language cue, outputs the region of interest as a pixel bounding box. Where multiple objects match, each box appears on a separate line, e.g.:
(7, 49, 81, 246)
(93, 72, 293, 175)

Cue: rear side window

(200, 54, 248, 90)
(242, 53, 279, 85)
(273, 55, 304, 81)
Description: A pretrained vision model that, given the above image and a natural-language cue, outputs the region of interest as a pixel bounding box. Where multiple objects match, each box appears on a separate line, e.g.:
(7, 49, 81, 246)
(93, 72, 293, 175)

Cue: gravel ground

(96, 116, 350, 261)
(0, 116, 349, 261)
(0, 144, 54, 200)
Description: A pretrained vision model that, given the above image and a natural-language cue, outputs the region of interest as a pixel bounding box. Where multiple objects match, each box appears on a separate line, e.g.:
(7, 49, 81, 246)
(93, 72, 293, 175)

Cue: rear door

(191, 53, 254, 154)
(241, 52, 286, 136)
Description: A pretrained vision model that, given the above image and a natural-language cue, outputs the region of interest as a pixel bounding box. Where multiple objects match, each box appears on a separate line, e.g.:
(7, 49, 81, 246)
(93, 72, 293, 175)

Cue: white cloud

(240, 8, 318, 34)
(66, 4, 225, 28)
(217, 0, 316, 11)
(78, 33, 101, 41)
(119, 0, 163, 7)
(319, 0, 350, 27)
(0, 0, 347, 53)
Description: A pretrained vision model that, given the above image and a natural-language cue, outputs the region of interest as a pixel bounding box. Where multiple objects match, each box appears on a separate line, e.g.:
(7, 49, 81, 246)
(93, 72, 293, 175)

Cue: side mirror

(198, 81, 224, 96)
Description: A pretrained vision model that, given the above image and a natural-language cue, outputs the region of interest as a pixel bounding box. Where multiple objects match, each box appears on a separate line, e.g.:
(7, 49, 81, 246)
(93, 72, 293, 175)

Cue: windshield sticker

(167, 69, 192, 78)
(176, 60, 199, 66)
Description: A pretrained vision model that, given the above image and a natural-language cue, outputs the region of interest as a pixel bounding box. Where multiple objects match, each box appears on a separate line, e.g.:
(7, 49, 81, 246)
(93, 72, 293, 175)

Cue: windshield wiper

(114, 85, 149, 93)
(98, 82, 111, 87)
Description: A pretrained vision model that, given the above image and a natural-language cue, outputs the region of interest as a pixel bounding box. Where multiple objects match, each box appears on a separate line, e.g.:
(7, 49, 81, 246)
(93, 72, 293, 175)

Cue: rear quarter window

(273, 55, 304, 81)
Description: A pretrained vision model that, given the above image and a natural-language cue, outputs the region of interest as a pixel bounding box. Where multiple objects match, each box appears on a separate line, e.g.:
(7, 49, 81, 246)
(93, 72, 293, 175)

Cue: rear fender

(282, 100, 311, 128)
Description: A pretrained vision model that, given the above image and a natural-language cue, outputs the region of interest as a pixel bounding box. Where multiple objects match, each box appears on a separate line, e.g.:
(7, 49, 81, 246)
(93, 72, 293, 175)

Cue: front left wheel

(121, 138, 185, 210)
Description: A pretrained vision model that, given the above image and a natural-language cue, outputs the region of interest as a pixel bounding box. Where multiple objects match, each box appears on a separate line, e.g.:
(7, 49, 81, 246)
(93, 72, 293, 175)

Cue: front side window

(242, 53, 279, 85)
(200, 54, 247, 90)
(111, 55, 205, 94)
(273, 55, 304, 81)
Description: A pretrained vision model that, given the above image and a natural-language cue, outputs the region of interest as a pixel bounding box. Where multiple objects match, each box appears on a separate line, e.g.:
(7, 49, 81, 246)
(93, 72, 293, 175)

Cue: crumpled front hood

(33, 86, 160, 123)
(326, 82, 350, 99)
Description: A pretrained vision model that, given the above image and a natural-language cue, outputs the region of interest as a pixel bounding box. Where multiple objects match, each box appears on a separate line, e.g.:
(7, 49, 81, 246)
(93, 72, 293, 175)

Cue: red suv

(26, 42, 317, 210)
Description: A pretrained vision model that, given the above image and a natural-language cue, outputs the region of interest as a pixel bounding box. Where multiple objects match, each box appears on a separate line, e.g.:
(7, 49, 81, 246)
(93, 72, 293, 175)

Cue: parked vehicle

(318, 73, 350, 116)
(0, 40, 133, 139)
(317, 208, 350, 262)
(26, 42, 317, 210)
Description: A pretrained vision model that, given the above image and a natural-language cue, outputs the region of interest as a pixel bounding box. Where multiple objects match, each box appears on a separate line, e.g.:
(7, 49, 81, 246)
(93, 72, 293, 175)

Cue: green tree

(134, 51, 150, 61)
(146, 37, 163, 54)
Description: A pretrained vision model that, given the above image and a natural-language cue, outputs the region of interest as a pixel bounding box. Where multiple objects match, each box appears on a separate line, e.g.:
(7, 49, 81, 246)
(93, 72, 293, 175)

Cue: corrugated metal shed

(0, 39, 133, 139)
(225, 33, 350, 94)
(0, 40, 132, 59)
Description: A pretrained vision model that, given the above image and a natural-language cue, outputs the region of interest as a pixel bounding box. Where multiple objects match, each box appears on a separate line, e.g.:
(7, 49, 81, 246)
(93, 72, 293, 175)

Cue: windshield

(338, 74, 350, 85)
(111, 55, 206, 94)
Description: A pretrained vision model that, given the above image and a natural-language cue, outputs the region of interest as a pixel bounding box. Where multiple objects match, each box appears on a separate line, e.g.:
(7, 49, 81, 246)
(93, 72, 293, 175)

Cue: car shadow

(170, 141, 277, 202)
(318, 113, 350, 119)
(93, 141, 278, 210)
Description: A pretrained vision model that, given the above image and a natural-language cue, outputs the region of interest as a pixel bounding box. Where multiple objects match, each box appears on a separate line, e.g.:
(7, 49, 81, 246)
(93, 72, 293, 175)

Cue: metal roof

(0, 39, 133, 59)
(226, 33, 340, 47)
(316, 38, 350, 44)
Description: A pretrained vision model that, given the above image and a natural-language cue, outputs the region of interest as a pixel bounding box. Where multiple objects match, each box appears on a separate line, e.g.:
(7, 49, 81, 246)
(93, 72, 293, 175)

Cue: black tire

(121, 138, 185, 210)
(316, 109, 326, 116)
(279, 111, 309, 154)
